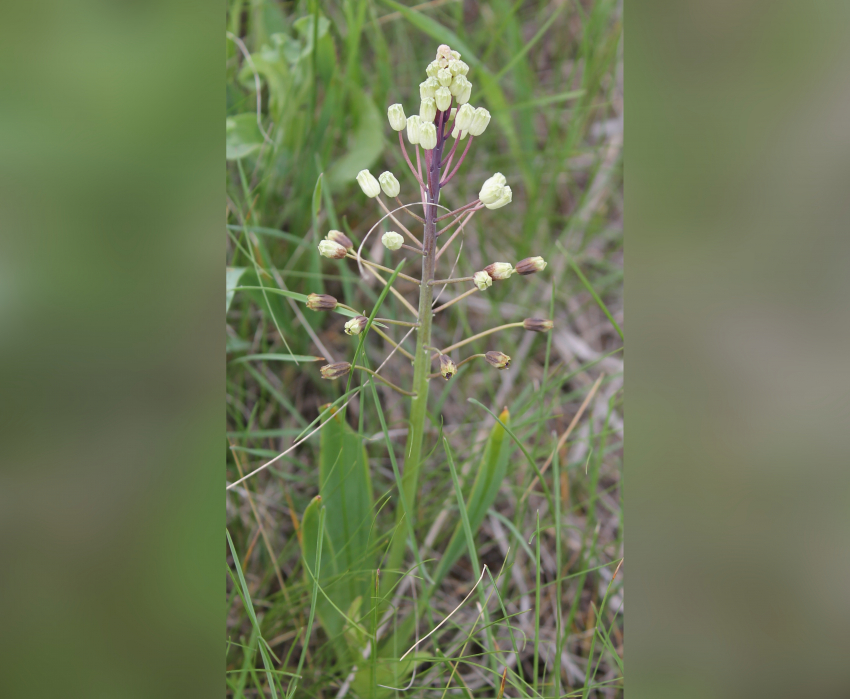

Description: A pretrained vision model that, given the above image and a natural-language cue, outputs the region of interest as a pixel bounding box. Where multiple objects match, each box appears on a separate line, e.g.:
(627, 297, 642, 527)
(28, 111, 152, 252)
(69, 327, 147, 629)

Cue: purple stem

(399, 131, 425, 188)
(440, 135, 474, 187)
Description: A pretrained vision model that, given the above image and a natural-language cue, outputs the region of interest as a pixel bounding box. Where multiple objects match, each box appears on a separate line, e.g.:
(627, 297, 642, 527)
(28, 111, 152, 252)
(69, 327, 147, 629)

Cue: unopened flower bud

(420, 97, 436, 123)
(419, 77, 438, 99)
(485, 351, 511, 370)
(318, 239, 347, 259)
(485, 185, 512, 210)
(419, 122, 437, 150)
(456, 79, 472, 105)
(455, 103, 474, 131)
(435, 86, 452, 112)
(344, 315, 369, 336)
(327, 229, 353, 250)
(515, 256, 547, 275)
(356, 169, 381, 198)
(381, 231, 404, 250)
(523, 318, 554, 333)
(320, 362, 351, 380)
(454, 59, 469, 75)
(450, 49, 461, 60)
(473, 270, 493, 291)
(387, 103, 406, 131)
(449, 74, 469, 98)
(437, 44, 452, 61)
(450, 107, 457, 120)
(448, 59, 462, 76)
(451, 123, 468, 141)
(406, 115, 422, 145)
(479, 173, 507, 206)
(306, 293, 338, 311)
(379, 171, 400, 198)
(426, 60, 441, 78)
(484, 262, 515, 280)
(437, 68, 453, 87)
(468, 107, 491, 136)
(439, 354, 457, 380)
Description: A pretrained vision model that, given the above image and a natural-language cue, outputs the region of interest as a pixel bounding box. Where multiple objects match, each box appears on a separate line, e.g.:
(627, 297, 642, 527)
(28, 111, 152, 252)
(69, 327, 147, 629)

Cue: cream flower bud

(455, 103, 474, 131)
(356, 169, 381, 198)
(485, 351, 511, 370)
(426, 60, 441, 78)
(473, 270, 493, 291)
(318, 239, 347, 259)
(450, 107, 457, 120)
(451, 123, 468, 141)
(320, 362, 351, 380)
(448, 59, 462, 76)
(344, 315, 369, 336)
(439, 354, 457, 380)
(450, 49, 461, 60)
(523, 318, 554, 333)
(387, 103, 406, 131)
(456, 80, 472, 105)
(437, 44, 452, 60)
(435, 86, 452, 112)
(515, 256, 547, 275)
(454, 59, 469, 75)
(479, 173, 507, 205)
(485, 185, 512, 210)
(381, 231, 404, 250)
(406, 115, 422, 145)
(449, 74, 468, 97)
(437, 68, 453, 87)
(306, 293, 338, 311)
(419, 77, 438, 99)
(327, 229, 353, 250)
(468, 107, 491, 136)
(419, 122, 437, 150)
(379, 171, 400, 198)
(484, 262, 515, 280)
(420, 97, 436, 123)
(438, 57, 449, 69)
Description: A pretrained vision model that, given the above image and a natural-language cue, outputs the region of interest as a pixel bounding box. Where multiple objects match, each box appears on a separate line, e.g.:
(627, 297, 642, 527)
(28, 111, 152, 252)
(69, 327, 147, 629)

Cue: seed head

(455, 103, 475, 132)
(406, 115, 422, 145)
(419, 77, 438, 100)
(437, 68, 453, 87)
(419, 123, 438, 150)
(434, 86, 452, 112)
(523, 318, 554, 333)
(484, 262, 515, 280)
(485, 351, 511, 370)
(473, 270, 493, 291)
(420, 97, 437, 123)
(356, 169, 381, 198)
(318, 239, 347, 259)
(327, 229, 353, 250)
(515, 256, 547, 275)
(387, 103, 406, 131)
(379, 171, 400, 198)
(468, 107, 491, 136)
(439, 354, 457, 380)
(381, 231, 404, 250)
(344, 316, 369, 336)
(320, 362, 351, 380)
(306, 293, 338, 311)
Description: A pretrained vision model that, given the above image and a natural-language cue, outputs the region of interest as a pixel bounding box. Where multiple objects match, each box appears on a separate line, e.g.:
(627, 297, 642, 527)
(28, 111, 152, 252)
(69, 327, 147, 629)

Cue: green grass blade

(229, 353, 326, 364)
(567, 255, 624, 341)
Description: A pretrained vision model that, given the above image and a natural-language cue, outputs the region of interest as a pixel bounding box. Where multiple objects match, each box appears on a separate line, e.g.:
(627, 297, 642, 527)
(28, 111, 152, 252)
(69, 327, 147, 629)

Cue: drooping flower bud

(306, 293, 338, 311)
(379, 171, 400, 198)
(382, 231, 404, 250)
(387, 103, 406, 131)
(356, 169, 381, 198)
(437, 44, 452, 61)
(468, 107, 491, 136)
(327, 229, 353, 250)
(515, 256, 547, 275)
(479, 173, 507, 206)
(439, 354, 457, 380)
(426, 60, 441, 78)
(455, 103, 475, 131)
(455, 79, 472, 105)
(406, 115, 422, 145)
(344, 315, 369, 336)
(454, 59, 469, 75)
(485, 351, 511, 370)
(486, 185, 512, 210)
(420, 97, 437, 123)
(451, 123, 468, 141)
(437, 68, 453, 87)
(448, 59, 462, 76)
(484, 262, 515, 280)
(419, 77, 438, 100)
(318, 239, 347, 259)
(419, 122, 438, 150)
(473, 270, 493, 291)
(434, 86, 452, 112)
(320, 362, 352, 380)
(449, 75, 470, 98)
(450, 107, 457, 120)
(450, 49, 461, 60)
(523, 318, 554, 333)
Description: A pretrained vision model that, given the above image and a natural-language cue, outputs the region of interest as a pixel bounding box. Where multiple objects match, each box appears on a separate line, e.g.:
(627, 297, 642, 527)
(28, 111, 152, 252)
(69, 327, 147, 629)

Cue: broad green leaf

(226, 114, 264, 160)
(327, 91, 384, 190)
(226, 267, 247, 312)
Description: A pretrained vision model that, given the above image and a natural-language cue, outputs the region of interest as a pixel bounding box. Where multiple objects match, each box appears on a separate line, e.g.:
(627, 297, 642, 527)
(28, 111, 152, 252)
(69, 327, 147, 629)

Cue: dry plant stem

(372, 327, 415, 361)
(436, 208, 481, 260)
(345, 253, 420, 283)
(397, 196, 424, 223)
(440, 135, 474, 186)
(398, 130, 425, 188)
(363, 264, 419, 318)
(377, 197, 422, 248)
(432, 286, 478, 314)
(434, 322, 525, 358)
(354, 366, 417, 397)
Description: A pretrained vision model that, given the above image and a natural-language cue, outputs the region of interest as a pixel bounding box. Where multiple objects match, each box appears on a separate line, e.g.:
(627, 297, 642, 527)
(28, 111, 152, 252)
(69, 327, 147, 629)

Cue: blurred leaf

(226, 114, 264, 160)
(229, 353, 326, 364)
(226, 267, 247, 312)
(327, 92, 384, 190)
